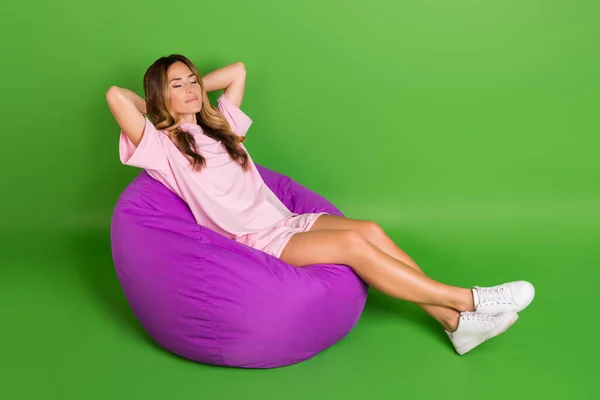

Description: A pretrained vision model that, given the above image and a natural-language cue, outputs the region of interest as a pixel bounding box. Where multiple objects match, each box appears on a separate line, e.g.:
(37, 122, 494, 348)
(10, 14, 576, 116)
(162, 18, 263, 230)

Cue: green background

(1, 0, 598, 398)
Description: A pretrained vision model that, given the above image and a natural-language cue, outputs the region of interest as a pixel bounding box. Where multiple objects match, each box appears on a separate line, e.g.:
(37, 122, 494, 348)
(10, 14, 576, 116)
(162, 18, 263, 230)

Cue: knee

(360, 220, 385, 241)
(340, 229, 371, 255)
(340, 229, 368, 246)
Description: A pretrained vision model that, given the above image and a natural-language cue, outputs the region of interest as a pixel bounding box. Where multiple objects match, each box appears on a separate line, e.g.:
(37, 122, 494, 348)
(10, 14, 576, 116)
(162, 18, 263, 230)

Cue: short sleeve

(217, 93, 253, 136)
(119, 117, 169, 173)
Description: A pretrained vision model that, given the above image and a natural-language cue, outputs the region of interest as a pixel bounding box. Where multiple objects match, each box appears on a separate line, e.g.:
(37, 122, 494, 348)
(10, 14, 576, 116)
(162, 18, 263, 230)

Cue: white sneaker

(447, 311, 519, 355)
(473, 281, 535, 314)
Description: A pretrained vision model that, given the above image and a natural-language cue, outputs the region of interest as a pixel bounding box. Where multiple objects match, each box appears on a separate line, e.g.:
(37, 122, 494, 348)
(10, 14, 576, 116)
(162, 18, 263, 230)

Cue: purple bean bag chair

(110, 164, 368, 368)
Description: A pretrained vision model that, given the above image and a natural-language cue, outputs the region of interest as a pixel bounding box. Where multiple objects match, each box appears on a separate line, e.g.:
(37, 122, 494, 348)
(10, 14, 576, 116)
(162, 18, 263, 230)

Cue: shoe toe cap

(513, 281, 535, 308)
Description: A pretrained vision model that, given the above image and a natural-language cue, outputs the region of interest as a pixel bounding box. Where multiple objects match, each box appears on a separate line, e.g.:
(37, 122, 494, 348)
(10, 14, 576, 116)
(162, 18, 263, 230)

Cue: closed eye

(173, 80, 198, 88)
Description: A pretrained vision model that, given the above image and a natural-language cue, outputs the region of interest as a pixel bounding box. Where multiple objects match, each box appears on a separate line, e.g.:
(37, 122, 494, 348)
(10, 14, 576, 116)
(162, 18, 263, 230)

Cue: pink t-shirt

(119, 93, 296, 240)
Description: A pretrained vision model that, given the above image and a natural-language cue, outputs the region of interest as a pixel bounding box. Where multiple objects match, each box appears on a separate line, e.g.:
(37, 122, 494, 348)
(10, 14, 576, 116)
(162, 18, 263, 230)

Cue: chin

(188, 104, 202, 114)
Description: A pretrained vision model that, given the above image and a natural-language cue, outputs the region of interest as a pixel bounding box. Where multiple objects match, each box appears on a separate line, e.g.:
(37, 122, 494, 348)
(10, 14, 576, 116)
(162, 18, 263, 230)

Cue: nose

(183, 81, 195, 92)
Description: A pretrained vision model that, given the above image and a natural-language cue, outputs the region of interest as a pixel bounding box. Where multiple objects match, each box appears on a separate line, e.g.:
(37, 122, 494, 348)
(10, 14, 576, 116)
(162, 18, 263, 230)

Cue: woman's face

(166, 61, 203, 122)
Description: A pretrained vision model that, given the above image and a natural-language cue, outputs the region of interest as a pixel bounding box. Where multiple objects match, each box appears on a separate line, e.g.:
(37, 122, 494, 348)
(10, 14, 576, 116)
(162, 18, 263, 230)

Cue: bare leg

(279, 229, 476, 312)
(309, 215, 461, 331)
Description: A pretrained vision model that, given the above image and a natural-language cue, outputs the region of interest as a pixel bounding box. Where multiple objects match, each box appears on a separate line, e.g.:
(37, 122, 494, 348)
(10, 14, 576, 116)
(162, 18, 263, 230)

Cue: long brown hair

(143, 54, 250, 172)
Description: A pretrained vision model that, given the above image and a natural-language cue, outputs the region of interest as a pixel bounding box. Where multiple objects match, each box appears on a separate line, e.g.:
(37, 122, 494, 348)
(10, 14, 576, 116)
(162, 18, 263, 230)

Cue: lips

(185, 97, 199, 103)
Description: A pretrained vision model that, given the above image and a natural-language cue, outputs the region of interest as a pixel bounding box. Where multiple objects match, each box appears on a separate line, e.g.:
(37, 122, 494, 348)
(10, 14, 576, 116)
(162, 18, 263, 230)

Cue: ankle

(442, 311, 461, 333)
(450, 288, 476, 312)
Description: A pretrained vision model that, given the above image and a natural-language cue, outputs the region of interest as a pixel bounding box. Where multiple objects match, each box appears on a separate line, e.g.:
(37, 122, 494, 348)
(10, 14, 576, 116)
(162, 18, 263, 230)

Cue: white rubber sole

(456, 313, 519, 355)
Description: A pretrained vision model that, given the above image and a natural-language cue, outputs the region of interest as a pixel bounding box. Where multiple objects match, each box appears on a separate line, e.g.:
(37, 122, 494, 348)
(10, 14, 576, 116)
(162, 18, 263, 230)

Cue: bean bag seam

(196, 225, 225, 365)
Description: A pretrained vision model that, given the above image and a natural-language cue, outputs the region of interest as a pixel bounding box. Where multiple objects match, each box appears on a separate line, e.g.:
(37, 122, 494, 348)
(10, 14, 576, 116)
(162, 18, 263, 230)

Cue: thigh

(279, 229, 365, 267)
(309, 214, 381, 239)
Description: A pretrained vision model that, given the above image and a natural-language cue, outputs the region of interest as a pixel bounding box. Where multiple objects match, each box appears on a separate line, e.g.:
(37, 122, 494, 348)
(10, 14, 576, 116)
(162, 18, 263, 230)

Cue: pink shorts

(235, 212, 329, 258)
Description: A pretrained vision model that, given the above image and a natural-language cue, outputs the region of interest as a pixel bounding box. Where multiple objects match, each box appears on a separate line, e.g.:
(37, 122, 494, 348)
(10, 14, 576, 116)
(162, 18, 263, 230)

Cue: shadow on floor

(68, 225, 457, 358)
(68, 228, 167, 353)
(363, 290, 454, 351)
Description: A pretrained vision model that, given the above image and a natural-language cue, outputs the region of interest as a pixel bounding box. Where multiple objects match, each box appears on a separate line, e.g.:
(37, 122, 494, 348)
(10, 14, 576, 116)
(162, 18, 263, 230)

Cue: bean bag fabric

(110, 164, 368, 368)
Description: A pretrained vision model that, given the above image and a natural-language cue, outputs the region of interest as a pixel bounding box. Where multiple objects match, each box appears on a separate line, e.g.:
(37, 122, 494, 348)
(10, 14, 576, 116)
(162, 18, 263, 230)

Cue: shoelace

(477, 284, 512, 306)
(460, 311, 498, 322)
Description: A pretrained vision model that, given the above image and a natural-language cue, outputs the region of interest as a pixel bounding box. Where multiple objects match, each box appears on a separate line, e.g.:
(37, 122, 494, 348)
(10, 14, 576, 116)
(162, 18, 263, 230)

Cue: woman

(106, 54, 535, 355)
